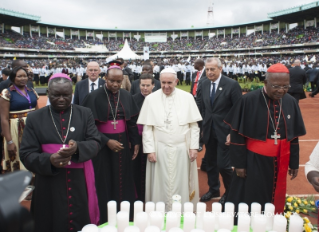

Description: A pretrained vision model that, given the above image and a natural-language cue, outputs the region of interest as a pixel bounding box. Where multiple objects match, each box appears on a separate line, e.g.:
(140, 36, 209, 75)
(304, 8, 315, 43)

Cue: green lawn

(176, 84, 191, 92)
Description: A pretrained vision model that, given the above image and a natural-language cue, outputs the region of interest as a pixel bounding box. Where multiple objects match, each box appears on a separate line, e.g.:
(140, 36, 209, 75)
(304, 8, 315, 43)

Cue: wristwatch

(7, 140, 13, 145)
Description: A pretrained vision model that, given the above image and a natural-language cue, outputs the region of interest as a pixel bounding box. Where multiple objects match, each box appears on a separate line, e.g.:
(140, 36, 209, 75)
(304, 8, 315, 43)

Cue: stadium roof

(0, 8, 40, 26)
(267, 1, 319, 23)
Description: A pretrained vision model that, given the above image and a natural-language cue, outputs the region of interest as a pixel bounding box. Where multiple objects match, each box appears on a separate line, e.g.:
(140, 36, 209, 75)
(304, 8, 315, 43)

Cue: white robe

(137, 88, 202, 211)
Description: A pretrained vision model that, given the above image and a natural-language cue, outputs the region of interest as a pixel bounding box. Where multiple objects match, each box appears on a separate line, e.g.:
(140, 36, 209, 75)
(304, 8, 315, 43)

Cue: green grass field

(176, 84, 191, 92)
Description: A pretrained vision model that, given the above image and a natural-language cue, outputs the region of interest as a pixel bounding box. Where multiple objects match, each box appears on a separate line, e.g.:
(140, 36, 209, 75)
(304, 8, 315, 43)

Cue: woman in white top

(305, 142, 319, 192)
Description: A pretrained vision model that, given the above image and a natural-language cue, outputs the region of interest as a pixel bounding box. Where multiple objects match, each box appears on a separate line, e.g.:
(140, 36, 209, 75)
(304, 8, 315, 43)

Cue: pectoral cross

(111, 119, 118, 130)
(271, 131, 281, 145)
(61, 144, 71, 165)
(164, 118, 171, 129)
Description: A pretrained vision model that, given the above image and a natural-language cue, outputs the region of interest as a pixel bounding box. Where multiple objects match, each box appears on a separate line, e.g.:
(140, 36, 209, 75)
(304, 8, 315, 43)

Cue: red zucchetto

(267, 63, 289, 73)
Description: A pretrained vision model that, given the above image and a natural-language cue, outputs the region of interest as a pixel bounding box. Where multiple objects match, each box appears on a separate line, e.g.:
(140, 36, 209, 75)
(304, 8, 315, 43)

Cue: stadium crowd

(0, 26, 318, 52)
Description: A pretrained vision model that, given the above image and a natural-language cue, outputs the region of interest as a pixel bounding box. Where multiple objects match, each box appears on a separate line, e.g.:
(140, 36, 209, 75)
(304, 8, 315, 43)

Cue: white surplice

(137, 88, 202, 211)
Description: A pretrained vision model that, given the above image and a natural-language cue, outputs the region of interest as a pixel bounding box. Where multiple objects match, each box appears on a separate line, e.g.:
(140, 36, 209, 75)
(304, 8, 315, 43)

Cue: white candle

(272, 215, 287, 232)
(218, 212, 232, 231)
(107, 201, 117, 227)
(150, 211, 164, 230)
(250, 202, 261, 227)
(237, 213, 250, 232)
(184, 202, 193, 213)
(202, 212, 216, 232)
(124, 226, 140, 232)
(99, 225, 117, 232)
(145, 202, 155, 215)
(172, 202, 182, 213)
(117, 211, 129, 232)
(82, 224, 99, 232)
(196, 202, 206, 229)
(289, 214, 303, 232)
(212, 202, 222, 230)
(133, 201, 143, 226)
(135, 212, 148, 232)
(253, 214, 267, 232)
(224, 202, 234, 230)
(166, 211, 179, 231)
(190, 229, 205, 232)
(216, 229, 231, 232)
(238, 203, 248, 214)
(183, 212, 196, 232)
(169, 228, 184, 232)
(264, 203, 275, 231)
(145, 226, 160, 232)
(156, 202, 165, 214)
(172, 195, 182, 203)
(121, 201, 130, 214)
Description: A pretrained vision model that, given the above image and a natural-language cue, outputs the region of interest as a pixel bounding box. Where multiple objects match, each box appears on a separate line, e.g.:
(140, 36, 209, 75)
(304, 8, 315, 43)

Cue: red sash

(246, 138, 291, 214)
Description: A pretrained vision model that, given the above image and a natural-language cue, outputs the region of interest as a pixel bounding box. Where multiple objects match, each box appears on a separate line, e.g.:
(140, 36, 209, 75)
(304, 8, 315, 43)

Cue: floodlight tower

(207, 2, 214, 26)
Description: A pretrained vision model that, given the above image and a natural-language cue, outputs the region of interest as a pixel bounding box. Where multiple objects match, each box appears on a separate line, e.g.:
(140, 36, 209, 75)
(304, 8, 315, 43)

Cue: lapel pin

(70, 127, 75, 132)
(287, 115, 291, 119)
(219, 87, 222, 91)
(100, 85, 102, 87)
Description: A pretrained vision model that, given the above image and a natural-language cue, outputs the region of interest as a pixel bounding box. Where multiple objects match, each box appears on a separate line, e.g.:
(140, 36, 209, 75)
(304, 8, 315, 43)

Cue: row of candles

(81, 200, 305, 232)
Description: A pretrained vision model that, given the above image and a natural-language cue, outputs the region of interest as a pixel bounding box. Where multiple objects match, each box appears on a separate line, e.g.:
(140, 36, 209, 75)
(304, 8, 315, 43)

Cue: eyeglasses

(270, 84, 291, 90)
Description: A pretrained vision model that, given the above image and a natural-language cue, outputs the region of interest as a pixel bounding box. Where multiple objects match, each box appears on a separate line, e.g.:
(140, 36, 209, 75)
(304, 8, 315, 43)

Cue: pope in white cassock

(137, 68, 202, 211)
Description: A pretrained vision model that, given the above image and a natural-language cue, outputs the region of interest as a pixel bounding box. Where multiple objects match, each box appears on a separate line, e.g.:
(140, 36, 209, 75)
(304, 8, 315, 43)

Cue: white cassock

(137, 88, 202, 211)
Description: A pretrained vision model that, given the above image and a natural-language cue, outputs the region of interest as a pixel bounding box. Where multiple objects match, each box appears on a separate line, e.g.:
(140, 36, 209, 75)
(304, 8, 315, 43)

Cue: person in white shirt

(305, 142, 319, 193)
(33, 66, 40, 85)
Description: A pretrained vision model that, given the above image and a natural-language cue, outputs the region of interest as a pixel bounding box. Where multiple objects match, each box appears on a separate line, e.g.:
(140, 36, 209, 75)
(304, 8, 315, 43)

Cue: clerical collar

(140, 92, 147, 98)
(50, 105, 72, 114)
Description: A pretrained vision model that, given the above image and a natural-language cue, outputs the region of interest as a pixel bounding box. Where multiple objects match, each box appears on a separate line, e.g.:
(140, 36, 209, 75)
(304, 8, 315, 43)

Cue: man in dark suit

(190, 59, 206, 98)
(306, 64, 319, 91)
(197, 57, 242, 204)
(130, 64, 161, 95)
(73, 61, 105, 105)
(288, 59, 306, 103)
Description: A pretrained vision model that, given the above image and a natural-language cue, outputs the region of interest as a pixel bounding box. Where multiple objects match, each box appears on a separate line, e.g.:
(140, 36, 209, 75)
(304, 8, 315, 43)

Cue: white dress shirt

(88, 78, 100, 93)
(210, 73, 222, 95)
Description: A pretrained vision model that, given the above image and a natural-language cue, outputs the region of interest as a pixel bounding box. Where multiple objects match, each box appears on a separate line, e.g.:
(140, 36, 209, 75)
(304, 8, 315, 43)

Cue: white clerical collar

(89, 78, 99, 86)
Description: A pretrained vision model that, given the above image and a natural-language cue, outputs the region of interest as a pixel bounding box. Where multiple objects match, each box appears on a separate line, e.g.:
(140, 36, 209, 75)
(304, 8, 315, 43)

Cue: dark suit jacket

(190, 69, 206, 97)
(130, 79, 161, 95)
(306, 68, 319, 82)
(288, 66, 306, 94)
(74, 78, 105, 105)
(198, 75, 242, 145)
(123, 67, 134, 81)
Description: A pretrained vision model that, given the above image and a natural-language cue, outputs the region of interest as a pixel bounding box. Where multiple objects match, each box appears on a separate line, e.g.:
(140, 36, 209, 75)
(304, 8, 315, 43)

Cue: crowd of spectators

(0, 27, 318, 52)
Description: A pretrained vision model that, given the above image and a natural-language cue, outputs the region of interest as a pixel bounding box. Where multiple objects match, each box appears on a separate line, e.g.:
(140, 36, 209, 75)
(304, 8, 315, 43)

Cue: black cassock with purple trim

(20, 105, 101, 232)
(82, 86, 140, 223)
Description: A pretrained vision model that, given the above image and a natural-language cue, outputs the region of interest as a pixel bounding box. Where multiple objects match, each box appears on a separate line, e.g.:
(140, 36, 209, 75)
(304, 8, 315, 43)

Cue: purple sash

(137, 124, 143, 136)
(41, 144, 100, 225)
(96, 120, 126, 134)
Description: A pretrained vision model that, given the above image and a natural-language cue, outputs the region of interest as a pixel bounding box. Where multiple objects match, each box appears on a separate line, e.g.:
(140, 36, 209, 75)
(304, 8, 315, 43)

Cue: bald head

(294, 59, 301, 67)
(87, 61, 101, 81)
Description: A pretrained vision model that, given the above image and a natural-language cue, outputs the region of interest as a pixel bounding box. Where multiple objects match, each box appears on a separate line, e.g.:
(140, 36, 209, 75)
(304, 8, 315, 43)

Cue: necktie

(192, 71, 201, 96)
(210, 82, 216, 107)
(91, 83, 95, 92)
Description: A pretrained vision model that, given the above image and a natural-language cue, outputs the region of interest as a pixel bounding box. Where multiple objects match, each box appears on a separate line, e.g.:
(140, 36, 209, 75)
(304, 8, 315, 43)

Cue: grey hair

(206, 57, 222, 68)
(48, 77, 73, 89)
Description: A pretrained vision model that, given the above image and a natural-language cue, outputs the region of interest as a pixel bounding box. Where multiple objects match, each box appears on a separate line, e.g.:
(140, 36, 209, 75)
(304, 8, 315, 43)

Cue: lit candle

(169, 228, 184, 232)
(150, 211, 164, 230)
(203, 212, 216, 232)
(238, 203, 248, 214)
(145, 226, 160, 232)
(172, 202, 182, 213)
(107, 201, 117, 227)
(224, 202, 234, 230)
(183, 212, 195, 232)
(121, 201, 130, 214)
(99, 225, 117, 232)
(117, 211, 129, 232)
(212, 202, 222, 231)
(237, 213, 250, 232)
(218, 212, 232, 231)
(289, 214, 303, 232)
(124, 226, 140, 232)
(196, 202, 206, 229)
(135, 212, 148, 232)
(81, 224, 99, 232)
(184, 202, 193, 213)
(253, 214, 267, 232)
(134, 201, 143, 226)
(272, 215, 287, 232)
(264, 203, 275, 231)
(166, 211, 179, 231)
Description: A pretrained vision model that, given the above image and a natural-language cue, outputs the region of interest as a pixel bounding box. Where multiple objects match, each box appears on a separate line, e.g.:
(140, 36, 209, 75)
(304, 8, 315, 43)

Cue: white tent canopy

(106, 39, 141, 62)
